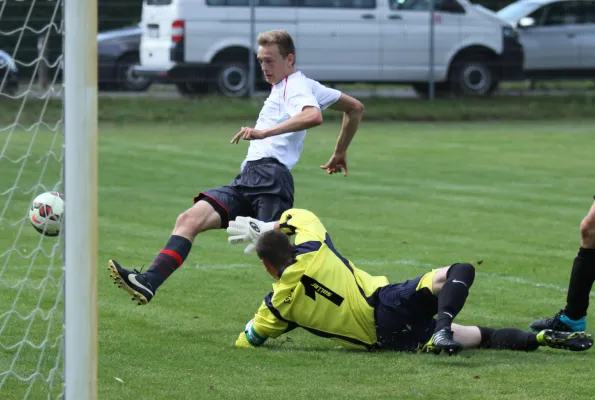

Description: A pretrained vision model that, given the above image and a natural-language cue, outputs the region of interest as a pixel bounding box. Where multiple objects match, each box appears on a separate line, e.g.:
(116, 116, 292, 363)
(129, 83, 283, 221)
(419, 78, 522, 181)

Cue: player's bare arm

(231, 106, 322, 144)
(321, 93, 365, 176)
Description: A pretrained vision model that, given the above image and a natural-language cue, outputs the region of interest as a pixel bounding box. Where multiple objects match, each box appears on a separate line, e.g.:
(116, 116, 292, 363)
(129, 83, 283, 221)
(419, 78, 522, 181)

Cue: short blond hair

(257, 30, 296, 65)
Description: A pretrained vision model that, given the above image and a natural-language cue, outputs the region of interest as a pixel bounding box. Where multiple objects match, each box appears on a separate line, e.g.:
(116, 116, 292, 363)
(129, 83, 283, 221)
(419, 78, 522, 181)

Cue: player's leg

(451, 324, 593, 352)
(374, 265, 471, 354)
(531, 199, 595, 332)
(562, 198, 595, 323)
(432, 264, 476, 330)
(139, 197, 223, 286)
(244, 157, 295, 222)
(254, 194, 292, 223)
(450, 324, 537, 350)
(422, 263, 476, 355)
(109, 185, 251, 305)
(373, 279, 437, 353)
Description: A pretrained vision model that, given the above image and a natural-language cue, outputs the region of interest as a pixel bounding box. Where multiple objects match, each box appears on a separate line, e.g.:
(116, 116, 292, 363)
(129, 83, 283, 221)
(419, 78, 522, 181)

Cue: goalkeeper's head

(256, 230, 294, 280)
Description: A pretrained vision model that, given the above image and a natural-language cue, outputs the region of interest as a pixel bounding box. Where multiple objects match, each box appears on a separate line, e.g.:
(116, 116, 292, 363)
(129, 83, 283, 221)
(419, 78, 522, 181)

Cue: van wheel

(216, 62, 250, 97)
(449, 57, 498, 96)
(175, 82, 209, 97)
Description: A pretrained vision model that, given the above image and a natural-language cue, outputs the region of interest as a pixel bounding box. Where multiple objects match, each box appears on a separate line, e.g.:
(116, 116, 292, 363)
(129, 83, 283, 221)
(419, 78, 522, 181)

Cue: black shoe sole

(552, 332, 593, 352)
(422, 343, 462, 356)
(108, 260, 149, 305)
(444, 345, 462, 356)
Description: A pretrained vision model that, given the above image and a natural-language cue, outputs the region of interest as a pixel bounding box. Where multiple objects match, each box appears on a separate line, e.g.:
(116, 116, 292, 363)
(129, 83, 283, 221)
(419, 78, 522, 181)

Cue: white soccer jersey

(240, 71, 341, 171)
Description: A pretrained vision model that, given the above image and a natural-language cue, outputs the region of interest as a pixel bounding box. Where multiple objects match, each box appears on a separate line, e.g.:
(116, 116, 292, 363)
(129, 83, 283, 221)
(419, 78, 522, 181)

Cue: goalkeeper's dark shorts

(374, 270, 439, 352)
(194, 157, 294, 228)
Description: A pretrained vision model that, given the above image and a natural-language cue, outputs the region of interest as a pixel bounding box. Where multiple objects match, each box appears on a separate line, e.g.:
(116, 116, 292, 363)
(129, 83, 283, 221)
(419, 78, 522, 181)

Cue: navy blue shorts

(374, 276, 438, 352)
(195, 157, 294, 228)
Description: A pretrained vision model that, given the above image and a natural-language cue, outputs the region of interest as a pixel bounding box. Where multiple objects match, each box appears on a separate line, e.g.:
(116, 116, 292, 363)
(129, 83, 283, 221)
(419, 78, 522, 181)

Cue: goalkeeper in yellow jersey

(226, 208, 593, 355)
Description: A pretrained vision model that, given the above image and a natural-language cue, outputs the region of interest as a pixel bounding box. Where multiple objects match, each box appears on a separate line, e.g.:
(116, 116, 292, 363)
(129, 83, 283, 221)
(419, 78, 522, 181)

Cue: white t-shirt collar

(273, 70, 301, 88)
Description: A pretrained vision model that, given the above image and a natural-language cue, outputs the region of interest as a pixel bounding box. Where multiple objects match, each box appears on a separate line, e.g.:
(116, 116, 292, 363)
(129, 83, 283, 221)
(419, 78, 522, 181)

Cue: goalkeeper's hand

(226, 216, 276, 255)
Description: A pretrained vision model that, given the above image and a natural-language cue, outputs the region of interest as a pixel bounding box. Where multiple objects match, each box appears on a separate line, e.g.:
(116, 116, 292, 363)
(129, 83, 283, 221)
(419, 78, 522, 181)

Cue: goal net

(0, 0, 97, 399)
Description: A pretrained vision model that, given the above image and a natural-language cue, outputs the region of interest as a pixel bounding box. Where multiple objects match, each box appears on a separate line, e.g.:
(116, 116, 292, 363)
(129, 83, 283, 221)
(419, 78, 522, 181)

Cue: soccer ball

(29, 191, 64, 236)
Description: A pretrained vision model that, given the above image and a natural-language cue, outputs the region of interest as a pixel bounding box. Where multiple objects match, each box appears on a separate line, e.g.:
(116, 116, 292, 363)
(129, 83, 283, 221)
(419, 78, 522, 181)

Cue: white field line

(354, 259, 595, 297)
(193, 258, 595, 298)
(6, 259, 593, 298)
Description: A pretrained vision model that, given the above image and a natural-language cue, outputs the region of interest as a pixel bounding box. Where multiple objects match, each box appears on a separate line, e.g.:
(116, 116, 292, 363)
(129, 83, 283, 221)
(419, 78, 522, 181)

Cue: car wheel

(116, 54, 152, 92)
(449, 57, 498, 97)
(216, 62, 250, 98)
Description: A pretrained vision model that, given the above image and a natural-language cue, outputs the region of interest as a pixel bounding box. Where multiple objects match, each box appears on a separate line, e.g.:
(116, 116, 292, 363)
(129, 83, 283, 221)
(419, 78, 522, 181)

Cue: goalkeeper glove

(226, 216, 276, 255)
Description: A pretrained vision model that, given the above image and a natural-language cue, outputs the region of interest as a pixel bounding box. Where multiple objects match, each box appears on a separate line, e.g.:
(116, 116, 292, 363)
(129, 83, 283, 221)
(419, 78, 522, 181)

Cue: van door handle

(388, 14, 402, 20)
(361, 13, 375, 19)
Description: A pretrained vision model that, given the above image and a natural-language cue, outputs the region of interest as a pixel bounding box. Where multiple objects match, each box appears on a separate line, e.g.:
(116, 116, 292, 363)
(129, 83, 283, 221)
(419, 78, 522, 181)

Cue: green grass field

(1, 119, 595, 399)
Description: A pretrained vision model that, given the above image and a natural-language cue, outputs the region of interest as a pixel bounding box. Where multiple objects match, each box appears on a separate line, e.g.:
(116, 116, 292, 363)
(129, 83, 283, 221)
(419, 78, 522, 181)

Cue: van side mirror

(518, 17, 535, 28)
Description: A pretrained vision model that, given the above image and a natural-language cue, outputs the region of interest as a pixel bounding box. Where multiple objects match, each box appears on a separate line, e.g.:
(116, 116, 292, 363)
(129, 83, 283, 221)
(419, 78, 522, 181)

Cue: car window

(524, 4, 548, 26)
(542, 1, 581, 26)
(497, 1, 541, 23)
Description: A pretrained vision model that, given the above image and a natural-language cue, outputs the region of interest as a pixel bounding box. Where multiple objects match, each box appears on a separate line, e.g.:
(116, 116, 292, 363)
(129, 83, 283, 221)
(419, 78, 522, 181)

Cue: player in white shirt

(108, 30, 365, 305)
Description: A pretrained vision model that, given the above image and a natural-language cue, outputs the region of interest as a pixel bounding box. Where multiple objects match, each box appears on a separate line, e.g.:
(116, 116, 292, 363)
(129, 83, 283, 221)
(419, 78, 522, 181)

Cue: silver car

(497, 0, 595, 80)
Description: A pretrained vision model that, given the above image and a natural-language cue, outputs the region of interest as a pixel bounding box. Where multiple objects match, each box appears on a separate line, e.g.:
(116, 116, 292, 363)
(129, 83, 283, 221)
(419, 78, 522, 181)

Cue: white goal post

(64, 0, 98, 399)
(0, 0, 98, 398)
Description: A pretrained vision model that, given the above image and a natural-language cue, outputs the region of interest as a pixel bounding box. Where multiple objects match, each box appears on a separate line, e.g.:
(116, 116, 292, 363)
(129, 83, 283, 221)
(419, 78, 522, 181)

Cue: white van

(135, 0, 523, 97)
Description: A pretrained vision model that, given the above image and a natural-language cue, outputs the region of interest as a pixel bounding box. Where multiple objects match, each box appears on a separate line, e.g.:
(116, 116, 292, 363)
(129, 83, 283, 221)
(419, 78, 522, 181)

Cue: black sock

(564, 247, 595, 320)
(435, 263, 475, 332)
(479, 327, 539, 351)
(144, 235, 192, 289)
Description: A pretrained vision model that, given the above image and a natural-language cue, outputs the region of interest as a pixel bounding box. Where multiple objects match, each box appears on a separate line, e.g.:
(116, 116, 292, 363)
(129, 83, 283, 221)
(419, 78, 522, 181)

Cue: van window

(207, 0, 248, 5)
(206, 0, 374, 7)
(206, 0, 295, 5)
(301, 0, 375, 8)
(390, 0, 462, 13)
(584, 0, 595, 23)
(207, 0, 374, 7)
(260, 0, 293, 5)
(146, 0, 173, 4)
